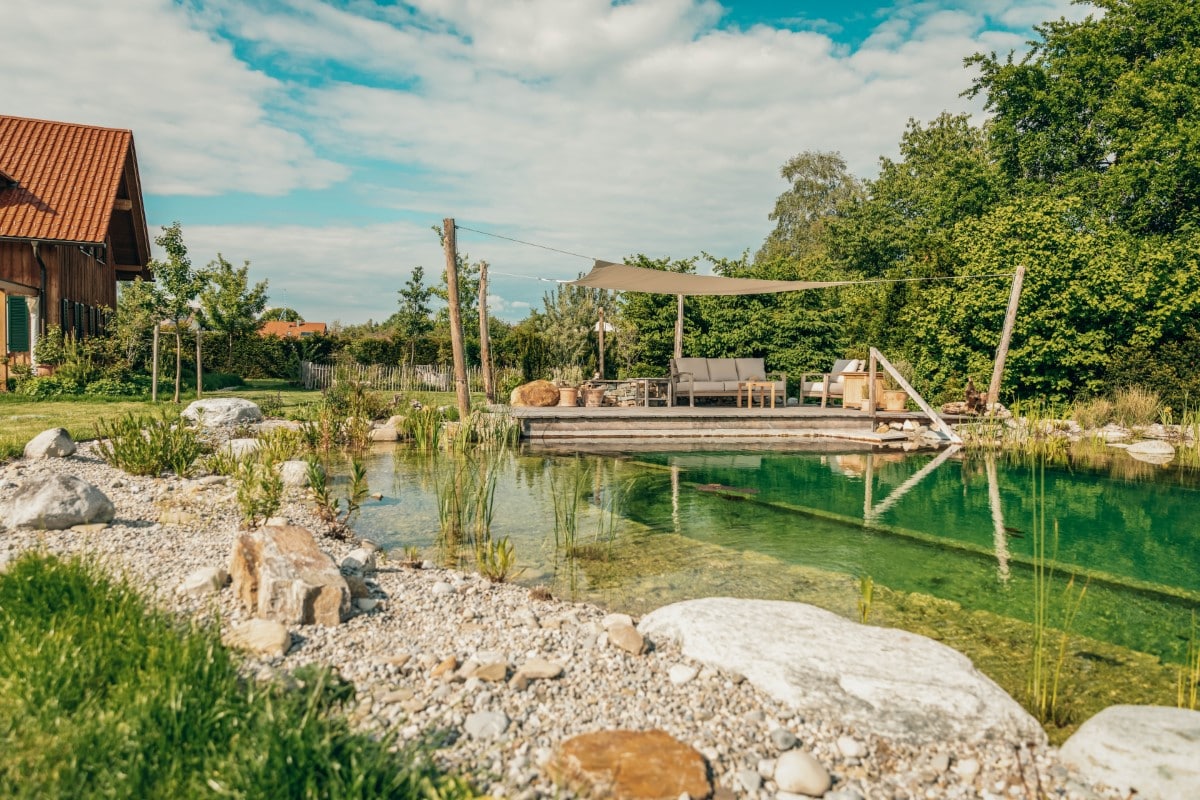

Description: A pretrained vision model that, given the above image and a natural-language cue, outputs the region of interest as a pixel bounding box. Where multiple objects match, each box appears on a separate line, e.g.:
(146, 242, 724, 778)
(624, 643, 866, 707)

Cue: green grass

(0, 552, 475, 799)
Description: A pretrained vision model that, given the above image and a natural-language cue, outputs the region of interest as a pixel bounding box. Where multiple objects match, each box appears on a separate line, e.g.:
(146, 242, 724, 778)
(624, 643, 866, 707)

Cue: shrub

(200, 371, 245, 391)
(0, 553, 473, 799)
(83, 377, 150, 398)
(94, 410, 203, 477)
(14, 375, 77, 399)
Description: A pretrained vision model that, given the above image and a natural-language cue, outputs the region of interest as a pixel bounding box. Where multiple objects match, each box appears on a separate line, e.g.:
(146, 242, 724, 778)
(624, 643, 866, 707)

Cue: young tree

(111, 277, 160, 373)
(538, 281, 614, 375)
(390, 265, 434, 364)
(757, 151, 863, 266)
(148, 222, 205, 402)
(197, 255, 268, 370)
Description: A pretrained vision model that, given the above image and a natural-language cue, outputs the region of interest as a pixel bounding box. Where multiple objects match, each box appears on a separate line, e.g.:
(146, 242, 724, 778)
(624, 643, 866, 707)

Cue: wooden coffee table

(738, 380, 776, 409)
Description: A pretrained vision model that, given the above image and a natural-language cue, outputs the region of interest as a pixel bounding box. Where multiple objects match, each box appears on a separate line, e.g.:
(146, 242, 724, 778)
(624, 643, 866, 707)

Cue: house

(259, 320, 328, 339)
(0, 115, 152, 375)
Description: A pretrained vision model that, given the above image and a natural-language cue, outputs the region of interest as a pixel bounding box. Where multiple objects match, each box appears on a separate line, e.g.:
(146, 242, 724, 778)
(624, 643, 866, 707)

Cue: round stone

(774, 749, 831, 796)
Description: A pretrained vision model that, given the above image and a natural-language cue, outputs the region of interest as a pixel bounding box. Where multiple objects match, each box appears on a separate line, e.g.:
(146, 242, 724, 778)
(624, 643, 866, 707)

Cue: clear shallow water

(343, 445, 1200, 666)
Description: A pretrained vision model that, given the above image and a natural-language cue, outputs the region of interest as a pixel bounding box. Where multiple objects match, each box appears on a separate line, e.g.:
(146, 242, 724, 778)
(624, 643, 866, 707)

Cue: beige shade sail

(570, 260, 852, 296)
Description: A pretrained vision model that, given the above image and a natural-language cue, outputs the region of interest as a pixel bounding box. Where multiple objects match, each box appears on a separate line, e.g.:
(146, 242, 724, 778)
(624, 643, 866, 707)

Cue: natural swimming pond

(340, 442, 1200, 735)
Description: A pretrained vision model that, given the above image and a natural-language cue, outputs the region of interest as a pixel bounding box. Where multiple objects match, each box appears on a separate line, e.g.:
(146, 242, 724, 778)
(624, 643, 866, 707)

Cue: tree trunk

(173, 328, 183, 403)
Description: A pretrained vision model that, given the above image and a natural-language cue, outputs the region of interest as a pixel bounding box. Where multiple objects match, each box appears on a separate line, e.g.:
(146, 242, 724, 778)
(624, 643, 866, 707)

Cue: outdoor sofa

(669, 357, 786, 407)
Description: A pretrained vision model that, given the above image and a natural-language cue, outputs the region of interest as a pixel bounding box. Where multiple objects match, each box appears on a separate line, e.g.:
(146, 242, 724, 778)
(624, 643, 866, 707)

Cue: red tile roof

(0, 115, 133, 244)
(259, 320, 328, 338)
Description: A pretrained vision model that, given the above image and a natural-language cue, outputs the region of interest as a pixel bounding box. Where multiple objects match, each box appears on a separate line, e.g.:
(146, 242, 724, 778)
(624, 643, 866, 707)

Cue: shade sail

(570, 260, 852, 296)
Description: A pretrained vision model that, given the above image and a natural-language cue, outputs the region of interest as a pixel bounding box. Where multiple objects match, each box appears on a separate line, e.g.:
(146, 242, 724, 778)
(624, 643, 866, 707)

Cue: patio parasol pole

(673, 294, 683, 359)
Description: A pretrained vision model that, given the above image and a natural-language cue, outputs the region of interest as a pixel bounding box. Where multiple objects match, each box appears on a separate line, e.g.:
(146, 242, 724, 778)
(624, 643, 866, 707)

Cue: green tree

(111, 278, 160, 373)
(538, 281, 615, 377)
(613, 255, 699, 375)
(757, 151, 863, 266)
(390, 265, 434, 364)
(968, 0, 1200, 235)
(148, 222, 206, 403)
(197, 255, 268, 371)
(260, 307, 303, 323)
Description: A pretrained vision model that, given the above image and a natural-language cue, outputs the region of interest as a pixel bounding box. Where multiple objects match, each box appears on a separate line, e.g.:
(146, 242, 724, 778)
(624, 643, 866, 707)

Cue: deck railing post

(869, 347, 962, 444)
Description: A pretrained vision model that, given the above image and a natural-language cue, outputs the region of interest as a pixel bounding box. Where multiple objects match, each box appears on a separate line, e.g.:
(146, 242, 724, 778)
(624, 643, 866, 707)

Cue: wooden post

(867, 350, 877, 414)
(151, 323, 160, 403)
(598, 307, 606, 379)
(987, 265, 1026, 406)
(443, 218, 471, 418)
(673, 294, 684, 359)
(478, 260, 494, 403)
(195, 325, 203, 398)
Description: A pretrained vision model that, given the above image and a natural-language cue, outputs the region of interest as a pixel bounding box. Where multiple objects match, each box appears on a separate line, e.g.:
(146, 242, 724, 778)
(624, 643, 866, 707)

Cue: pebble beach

(0, 434, 1128, 800)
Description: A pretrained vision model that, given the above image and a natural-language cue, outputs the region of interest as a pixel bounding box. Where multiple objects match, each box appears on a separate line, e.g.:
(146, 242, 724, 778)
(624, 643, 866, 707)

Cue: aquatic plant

(474, 534, 520, 583)
(1026, 460, 1089, 727)
(1179, 611, 1200, 710)
(404, 406, 443, 451)
(549, 456, 592, 553)
(306, 456, 368, 536)
(858, 575, 874, 624)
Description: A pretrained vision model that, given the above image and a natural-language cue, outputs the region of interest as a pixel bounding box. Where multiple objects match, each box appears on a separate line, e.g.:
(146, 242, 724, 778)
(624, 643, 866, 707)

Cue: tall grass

(0, 552, 473, 799)
(1112, 386, 1160, 427)
(93, 409, 203, 477)
(549, 456, 592, 554)
(1026, 460, 1089, 727)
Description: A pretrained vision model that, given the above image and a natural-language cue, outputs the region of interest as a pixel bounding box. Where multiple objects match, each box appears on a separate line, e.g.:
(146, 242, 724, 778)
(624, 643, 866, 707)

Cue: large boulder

(1, 474, 114, 530)
(181, 398, 263, 427)
(510, 380, 561, 407)
(638, 597, 1044, 746)
(24, 427, 76, 459)
(229, 525, 350, 626)
(1059, 705, 1200, 800)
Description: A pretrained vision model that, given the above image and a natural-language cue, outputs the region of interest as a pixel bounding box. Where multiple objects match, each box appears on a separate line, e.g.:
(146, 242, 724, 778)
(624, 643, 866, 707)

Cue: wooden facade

(0, 115, 151, 379)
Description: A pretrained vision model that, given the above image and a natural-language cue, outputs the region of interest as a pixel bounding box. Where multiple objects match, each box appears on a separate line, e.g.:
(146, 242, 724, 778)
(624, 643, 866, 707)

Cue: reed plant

(1112, 385, 1160, 427)
(1179, 611, 1200, 710)
(474, 534, 520, 582)
(858, 575, 874, 624)
(94, 409, 203, 477)
(1026, 460, 1089, 727)
(1070, 396, 1114, 430)
(0, 552, 473, 799)
(549, 456, 592, 554)
(405, 406, 443, 451)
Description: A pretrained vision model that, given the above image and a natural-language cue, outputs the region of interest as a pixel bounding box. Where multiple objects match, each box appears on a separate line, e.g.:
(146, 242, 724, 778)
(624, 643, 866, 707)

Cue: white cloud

(0, 0, 346, 195)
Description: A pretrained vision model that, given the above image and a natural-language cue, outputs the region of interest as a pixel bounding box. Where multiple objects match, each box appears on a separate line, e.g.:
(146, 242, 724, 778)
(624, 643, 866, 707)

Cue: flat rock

(607, 621, 645, 655)
(1059, 705, 1200, 800)
(1, 474, 115, 530)
(229, 525, 350, 626)
(176, 566, 229, 597)
(1126, 439, 1175, 464)
(24, 427, 76, 458)
(278, 460, 312, 487)
(549, 729, 711, 800)
(223, 438, 261, 459)
(223, 618, 292, 657)
(182, 398, 263, 427)
(368, 426, 399, 442)
(464, 710, 509, 740)
(341, 547, 377, 574)
(510, 658, 564, 689)
(638, 597, 1044, 745)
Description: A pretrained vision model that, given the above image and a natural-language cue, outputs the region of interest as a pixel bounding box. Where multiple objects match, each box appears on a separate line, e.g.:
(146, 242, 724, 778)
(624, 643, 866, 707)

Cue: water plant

(1026, 460, 1089, 727)
(94, 409, 202, 477)
(0, 552, 474, 799)
(474, 534, 520, 582)
(1071, 396, 1114, 430)
(404, 406, 443, 451)
(549, 456, 592, 554)
(1179, 611, 1200, 710)
(858, 575, 874, 624)
(306, 457, 369, 536)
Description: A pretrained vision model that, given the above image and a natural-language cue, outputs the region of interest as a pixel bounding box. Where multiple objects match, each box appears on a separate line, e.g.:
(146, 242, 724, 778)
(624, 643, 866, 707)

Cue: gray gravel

(0, 438, 1123, 800)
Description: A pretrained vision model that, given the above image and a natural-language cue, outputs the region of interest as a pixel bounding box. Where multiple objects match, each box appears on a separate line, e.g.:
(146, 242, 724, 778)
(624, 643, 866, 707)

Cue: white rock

(464, 710, 509, 740)
(342, 547, 377, 574)
(638, 598, 1045, 745)
(223, 619, 292, 657)
(1126, 439, 1175, 464)
(176, 566, 229, 597)
(953, 758, 980, 780)
(836, 735, 866, 759)
(278, 460, 313, 488)
(24, 427, 76, 459)
(773, 749, 831, 796)
(601, 612, 634, 630)
(1059, 705, 1200, 800)
(668, 664, 699, 685)
(223, 438, 261, 459)
(368, 426, 399, 442)
(432, 581, 456, 596)
(181, 398, 263, 427)
(0, 474, 115, 530)
(355, 598, 381, 612)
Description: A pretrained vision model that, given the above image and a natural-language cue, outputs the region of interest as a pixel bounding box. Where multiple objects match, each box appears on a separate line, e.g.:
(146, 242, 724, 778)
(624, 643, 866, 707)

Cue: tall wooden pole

(443, 218, 471, 417)
(195, 326, 203, 398)
(987, 265, 1026, 407)
(673, 294, 684, 359)
(598, 307, 606, 379)
(151, 323, 159, 403)
(478, 260, 494, 403)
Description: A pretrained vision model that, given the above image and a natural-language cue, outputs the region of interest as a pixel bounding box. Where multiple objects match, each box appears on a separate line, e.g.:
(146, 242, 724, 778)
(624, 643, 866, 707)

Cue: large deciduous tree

(757, 151, 863, 266)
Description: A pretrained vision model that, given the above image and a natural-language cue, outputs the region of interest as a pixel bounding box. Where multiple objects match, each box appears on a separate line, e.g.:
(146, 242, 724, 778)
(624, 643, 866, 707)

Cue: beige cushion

(734, 358, 766, 381)
(708, 359, 739, 381)
(832, 359, 861, 374)
(674, 358, 710, 382)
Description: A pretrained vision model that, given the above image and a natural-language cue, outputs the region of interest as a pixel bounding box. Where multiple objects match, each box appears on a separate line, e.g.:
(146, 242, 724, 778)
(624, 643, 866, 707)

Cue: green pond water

(344, 444, 1200, 669)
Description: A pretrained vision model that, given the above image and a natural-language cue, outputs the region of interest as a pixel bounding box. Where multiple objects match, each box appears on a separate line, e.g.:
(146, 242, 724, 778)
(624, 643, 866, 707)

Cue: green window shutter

(7, 296, 29, 352)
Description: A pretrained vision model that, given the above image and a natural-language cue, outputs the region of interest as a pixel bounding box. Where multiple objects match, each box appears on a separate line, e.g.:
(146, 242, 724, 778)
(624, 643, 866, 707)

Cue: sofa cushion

(734, 358, 766, 381)
(708, 359, 739, 382)
(675, 357, 709, 382)
(832, 359, 861, 374)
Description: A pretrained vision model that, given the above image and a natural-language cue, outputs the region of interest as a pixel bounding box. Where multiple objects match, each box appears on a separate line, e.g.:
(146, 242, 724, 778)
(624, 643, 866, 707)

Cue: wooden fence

(299, 361, 517, 395)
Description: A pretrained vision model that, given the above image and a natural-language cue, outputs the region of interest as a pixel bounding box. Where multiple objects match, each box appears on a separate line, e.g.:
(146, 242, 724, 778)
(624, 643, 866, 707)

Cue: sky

(3, 0, 1090, 325)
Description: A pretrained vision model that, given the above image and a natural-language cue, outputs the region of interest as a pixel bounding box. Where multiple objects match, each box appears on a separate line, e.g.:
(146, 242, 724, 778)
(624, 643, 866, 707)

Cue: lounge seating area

(669, 357, 786, 407)
(799, 359, 865, 407)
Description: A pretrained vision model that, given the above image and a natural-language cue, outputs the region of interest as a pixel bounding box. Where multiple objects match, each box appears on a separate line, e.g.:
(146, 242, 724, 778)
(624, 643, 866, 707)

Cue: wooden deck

(510, 404, 945, 444)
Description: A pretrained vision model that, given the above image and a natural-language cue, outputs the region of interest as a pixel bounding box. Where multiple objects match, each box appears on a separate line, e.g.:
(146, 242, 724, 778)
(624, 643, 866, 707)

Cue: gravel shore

(0, 437, 1121, 800)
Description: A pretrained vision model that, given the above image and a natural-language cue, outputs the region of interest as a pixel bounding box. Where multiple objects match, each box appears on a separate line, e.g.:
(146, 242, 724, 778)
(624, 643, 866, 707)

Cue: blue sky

(4, 0, 1087, 325)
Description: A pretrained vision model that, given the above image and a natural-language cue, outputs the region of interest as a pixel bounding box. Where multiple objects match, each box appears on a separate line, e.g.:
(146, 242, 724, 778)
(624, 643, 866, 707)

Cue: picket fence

(299, 361, 512, 394)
